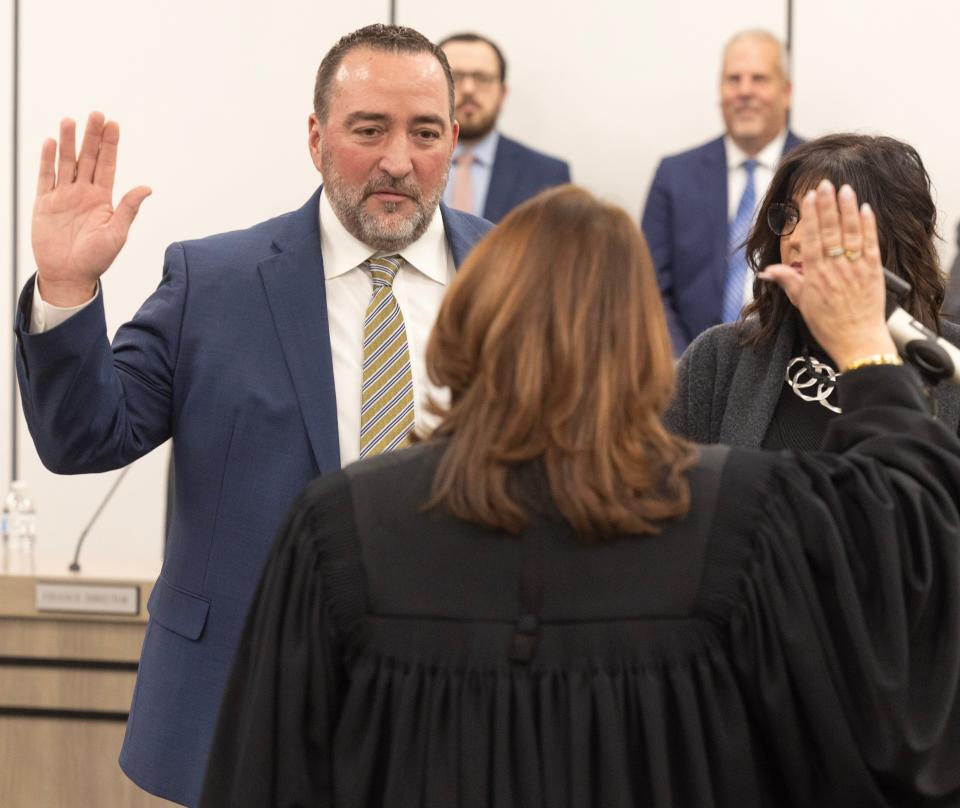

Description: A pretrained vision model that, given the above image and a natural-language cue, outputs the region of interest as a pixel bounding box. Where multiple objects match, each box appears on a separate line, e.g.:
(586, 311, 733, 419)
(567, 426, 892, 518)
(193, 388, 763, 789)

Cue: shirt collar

(723, 128, 788, 172)
(319, 188, 450, 285)
(453, 129, 500, 166)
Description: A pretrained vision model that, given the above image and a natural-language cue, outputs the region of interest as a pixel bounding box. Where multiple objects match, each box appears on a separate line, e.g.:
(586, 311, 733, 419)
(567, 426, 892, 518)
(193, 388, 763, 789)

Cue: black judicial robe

(200, 365, 960, 808)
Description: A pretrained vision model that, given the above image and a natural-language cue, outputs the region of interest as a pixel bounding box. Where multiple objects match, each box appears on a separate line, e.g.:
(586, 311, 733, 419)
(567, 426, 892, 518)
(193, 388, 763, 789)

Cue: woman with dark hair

(666, 133, 960, 449)
(201, 185, 960, 807)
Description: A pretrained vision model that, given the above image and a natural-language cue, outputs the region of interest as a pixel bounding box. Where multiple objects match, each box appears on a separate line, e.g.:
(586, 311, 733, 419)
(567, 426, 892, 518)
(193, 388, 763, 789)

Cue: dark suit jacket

(13, 188, 491, 807)
(641, 131, 804, 354)
(482, 134, 571, 223)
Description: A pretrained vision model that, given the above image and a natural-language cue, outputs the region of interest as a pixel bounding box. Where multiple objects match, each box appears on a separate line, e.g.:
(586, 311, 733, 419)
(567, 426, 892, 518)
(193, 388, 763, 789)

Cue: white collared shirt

(30, 280, 97, 332)
(724, 129, 789, 306)
(319, 189, 454, 465)
(30, 188, 456, 467)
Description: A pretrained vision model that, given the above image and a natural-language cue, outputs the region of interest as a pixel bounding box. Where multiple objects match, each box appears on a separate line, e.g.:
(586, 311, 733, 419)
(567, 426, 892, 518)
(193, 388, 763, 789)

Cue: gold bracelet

(842, 353, 903, 373)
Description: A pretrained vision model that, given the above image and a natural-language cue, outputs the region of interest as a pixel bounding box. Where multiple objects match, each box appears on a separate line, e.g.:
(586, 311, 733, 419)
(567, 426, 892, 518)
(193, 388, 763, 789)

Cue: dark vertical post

(786, 0, 794, 66)
(785, 0, 794, 128)
(389, 0, 397, 25)
(10, 0, 19, 482)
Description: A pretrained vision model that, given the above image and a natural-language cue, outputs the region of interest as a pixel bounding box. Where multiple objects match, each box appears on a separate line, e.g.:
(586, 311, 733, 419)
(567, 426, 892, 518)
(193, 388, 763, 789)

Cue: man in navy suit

(15, 25, 490, 807)
(439, 32, 571, 222)
(642, 30, 803, 354)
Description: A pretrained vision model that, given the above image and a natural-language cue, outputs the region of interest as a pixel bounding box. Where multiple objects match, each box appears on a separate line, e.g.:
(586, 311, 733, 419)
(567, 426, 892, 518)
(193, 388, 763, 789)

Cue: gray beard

(322, 149, 449, 252)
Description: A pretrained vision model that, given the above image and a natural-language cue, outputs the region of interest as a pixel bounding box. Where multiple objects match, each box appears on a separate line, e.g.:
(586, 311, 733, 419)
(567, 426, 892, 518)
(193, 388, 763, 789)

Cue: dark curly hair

(740, 133, 944, 347)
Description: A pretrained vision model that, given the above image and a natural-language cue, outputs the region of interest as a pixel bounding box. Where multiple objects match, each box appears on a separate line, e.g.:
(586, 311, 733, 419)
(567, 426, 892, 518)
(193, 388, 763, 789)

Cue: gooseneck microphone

(68, 466, 132, 573)
(884, 269, 960, 385)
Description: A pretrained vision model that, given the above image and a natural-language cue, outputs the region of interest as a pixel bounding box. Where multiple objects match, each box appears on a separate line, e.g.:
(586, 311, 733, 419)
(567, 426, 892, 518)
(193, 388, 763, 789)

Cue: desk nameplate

(35, 582, 141, 616)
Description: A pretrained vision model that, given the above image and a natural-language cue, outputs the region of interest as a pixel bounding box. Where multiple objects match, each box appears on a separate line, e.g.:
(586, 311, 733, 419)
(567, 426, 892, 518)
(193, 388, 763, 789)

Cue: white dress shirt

(724, 129, 788, 306)
(30, 279, 97, 332)
(30, 188, 456, 467)
(319, 189, 454, 465)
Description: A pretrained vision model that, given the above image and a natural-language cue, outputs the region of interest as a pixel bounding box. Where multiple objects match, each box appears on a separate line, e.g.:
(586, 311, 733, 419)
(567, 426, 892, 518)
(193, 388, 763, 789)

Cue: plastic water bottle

(3, 481, 36, 573)
(0, 492, 9, 570)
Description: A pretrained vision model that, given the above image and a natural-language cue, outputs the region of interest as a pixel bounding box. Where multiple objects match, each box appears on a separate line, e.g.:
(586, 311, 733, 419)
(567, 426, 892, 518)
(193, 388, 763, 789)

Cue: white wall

(792, 0, 960, 269)
(401, 0, 787, 217)
(7, 1, 960, 574)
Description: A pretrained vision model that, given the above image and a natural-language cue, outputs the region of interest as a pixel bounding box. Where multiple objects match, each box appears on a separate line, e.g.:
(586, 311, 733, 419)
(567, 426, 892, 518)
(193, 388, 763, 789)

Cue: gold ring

(844, 249, 862, 261)
(826, 246, 845, 258)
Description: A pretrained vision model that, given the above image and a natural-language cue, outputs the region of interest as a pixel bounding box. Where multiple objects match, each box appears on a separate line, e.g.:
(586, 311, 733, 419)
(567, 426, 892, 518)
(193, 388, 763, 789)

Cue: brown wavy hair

(741, 133, 944, 347)
(425, 186, 696, 538)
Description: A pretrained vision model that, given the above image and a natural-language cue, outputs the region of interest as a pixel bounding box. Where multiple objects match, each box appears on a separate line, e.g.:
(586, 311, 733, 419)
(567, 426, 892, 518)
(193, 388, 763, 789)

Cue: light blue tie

(722, 159, 758, 323)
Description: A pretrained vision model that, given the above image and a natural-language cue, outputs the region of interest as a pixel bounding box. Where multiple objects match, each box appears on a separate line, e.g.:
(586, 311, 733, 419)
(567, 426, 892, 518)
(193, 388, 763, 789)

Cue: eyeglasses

(451, 70, 500, 87)
(767, 202, 800, 237)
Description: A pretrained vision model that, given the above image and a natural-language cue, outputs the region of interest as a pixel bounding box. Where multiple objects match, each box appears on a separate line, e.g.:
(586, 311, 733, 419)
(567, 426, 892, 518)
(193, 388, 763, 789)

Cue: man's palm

(32, 112, 151, 305)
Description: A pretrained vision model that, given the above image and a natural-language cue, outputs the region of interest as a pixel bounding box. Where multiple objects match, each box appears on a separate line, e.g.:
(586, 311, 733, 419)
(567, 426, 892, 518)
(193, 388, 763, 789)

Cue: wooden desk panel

(0, 617, 147, 661)
(0, 717, 172, 807)
(0, 664, 138, 712)
(0, 572, 174, 807)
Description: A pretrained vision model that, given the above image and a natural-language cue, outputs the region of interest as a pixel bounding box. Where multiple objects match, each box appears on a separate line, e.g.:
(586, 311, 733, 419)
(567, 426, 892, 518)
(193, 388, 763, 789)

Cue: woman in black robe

(200, 183, 960, 808)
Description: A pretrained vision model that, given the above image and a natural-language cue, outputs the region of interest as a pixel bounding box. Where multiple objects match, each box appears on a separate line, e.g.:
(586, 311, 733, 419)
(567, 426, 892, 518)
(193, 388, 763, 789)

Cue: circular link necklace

(785, 355, 842, 413)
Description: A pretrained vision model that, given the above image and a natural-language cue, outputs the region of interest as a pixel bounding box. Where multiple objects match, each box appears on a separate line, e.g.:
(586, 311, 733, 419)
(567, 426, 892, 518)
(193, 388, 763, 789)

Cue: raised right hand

(32, 112, 152, 307)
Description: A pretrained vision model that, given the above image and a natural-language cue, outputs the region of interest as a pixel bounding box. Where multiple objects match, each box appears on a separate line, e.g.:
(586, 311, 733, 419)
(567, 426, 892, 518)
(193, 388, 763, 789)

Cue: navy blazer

(641, 131, 804, 354)
(14, 188, 491, 807)
(482, 134, 571, 223)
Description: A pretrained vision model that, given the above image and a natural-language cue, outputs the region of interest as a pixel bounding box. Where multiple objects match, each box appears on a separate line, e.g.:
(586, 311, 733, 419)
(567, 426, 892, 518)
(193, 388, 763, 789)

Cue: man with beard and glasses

(14, 23, 490, 808)
(439, 32, 571, 222)
(642, 29, 803, 355)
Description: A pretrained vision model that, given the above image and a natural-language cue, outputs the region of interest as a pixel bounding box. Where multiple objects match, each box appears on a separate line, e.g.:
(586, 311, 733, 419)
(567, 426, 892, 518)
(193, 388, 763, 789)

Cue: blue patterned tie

(722, 158, 758, 323)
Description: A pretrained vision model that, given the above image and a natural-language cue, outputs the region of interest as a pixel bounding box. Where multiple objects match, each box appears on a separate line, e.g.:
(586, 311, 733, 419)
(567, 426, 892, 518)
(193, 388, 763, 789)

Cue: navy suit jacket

(14, 188, 491, 807)
(482, 134, 571, 223)
(641, 131, 804, 354)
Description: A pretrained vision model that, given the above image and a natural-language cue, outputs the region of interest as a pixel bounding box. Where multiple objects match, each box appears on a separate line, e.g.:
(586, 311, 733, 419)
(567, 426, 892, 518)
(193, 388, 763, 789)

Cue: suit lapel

(720, 314, 796, 447)
(258, 189, 341, 473)
(482, 138, 518, 222)
(783, 129, 804, 158)
(700, 139, 730, 298)
(440, 203, 487, 267)
(255, 191, 486, 475)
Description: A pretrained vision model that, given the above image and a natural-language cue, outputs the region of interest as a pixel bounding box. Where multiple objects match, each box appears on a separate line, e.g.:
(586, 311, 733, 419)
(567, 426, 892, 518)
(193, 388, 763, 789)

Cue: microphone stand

(69, 466, 132, 573)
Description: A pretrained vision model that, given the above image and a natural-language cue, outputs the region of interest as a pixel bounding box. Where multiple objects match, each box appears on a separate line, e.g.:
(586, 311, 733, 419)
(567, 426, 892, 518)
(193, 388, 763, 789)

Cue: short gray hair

(723, 29, 790, 80)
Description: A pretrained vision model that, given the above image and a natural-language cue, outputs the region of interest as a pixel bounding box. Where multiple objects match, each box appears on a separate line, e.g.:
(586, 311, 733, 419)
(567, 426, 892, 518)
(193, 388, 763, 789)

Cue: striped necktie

(359, 255, 415, 457)
(722, 158, 758, 323)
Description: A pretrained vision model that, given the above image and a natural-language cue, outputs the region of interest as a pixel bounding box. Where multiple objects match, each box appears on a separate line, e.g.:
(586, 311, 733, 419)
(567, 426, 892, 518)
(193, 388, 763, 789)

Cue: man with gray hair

(15, 23, 490, 807)
(642, 29, 803, 354)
